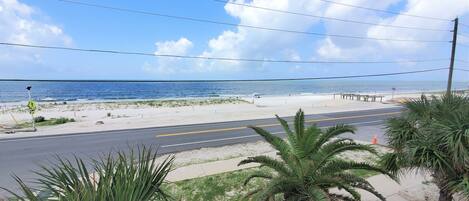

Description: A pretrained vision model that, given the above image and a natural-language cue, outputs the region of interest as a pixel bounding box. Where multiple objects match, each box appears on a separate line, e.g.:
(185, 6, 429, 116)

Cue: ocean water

(0, 80, 468, 103)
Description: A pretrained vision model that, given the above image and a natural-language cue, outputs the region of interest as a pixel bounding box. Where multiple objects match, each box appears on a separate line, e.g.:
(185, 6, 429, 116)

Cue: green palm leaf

(384, 94, 469, 200)
(3, 146, 173, 201)
(241, 109, 390, 200)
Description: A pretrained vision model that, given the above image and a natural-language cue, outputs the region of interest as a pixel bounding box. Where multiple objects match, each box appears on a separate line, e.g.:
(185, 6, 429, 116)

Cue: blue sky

(1, 0, 469, 81)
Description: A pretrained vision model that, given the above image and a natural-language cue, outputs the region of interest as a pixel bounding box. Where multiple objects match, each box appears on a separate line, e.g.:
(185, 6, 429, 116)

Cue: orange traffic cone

(371, 135, 378, 145)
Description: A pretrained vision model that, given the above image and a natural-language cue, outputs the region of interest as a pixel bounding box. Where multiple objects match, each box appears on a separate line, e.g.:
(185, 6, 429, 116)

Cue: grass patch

(166, 167, 270, 201)
(131, 98, 249, 108)
(166, 167, 379, 201)
(16, 117, 75, 128)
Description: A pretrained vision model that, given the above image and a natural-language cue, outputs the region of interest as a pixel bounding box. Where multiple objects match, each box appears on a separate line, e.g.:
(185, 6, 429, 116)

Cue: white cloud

(0, 0, 72, 64)
(367, 0, 469, 50)
(143, 37, 193, 74)
(195, 0, 325, 72)
(317, 38, 342, 59)
(317, 0, 469, 59)
(154, 37, 193, 55)
(148, 0, 469, 77)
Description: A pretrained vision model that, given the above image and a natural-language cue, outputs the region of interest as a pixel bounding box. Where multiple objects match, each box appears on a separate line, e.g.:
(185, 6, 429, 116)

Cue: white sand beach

(0, 91, 435, 138)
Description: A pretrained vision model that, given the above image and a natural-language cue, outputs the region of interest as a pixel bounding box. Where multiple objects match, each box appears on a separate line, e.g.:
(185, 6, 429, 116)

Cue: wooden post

(446, 18, 458, 96)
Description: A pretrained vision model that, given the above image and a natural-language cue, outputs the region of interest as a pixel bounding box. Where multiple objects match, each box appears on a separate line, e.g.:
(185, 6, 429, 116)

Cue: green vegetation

(16, 117, 75, 128)
(131, 98, 248, 107)
(167, 167, 270, 201)
(238, 109, 392, 200)
(1, 98, 249, 114)
(166, 167, 378, 201)
(382, 94, 469, 200)
(2, 146, 174, 201)
(33, 116, 46, 123)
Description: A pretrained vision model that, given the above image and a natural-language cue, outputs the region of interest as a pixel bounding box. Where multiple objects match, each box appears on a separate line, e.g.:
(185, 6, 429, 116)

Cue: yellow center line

(156, 111, 401, 138)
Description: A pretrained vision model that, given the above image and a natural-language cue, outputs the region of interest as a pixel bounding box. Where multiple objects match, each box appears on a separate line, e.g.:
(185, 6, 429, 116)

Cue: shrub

(1, 146, 174, 201)
(240, 109, 392, 200)
(33, 116, 45, 123)
(53, 117, 75, 124)
(382, 94, 469, 200)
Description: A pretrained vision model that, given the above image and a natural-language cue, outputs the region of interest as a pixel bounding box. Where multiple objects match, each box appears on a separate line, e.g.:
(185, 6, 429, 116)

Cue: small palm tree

(2, 146, 174, 201)
(382, 94, 469, 201)
(239, 109, 392, 200)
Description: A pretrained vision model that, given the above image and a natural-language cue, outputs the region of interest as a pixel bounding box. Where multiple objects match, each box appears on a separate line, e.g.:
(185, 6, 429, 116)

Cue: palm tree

(2, 146, 174, 201)
(239, 109, 392, 200)
(381, 94, 469, 201)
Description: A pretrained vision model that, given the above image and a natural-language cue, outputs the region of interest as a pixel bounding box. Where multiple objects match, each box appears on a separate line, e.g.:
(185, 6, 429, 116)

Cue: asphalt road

(0, 107, 401, 195)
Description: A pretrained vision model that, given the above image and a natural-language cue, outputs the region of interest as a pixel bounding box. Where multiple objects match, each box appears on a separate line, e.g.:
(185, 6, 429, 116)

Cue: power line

(0, 42, 451, 64)
(317, 0, 451, 22)
(0, 67, 449, 82)
(57, 0, 450, 43)
(214, 0, 451, 32)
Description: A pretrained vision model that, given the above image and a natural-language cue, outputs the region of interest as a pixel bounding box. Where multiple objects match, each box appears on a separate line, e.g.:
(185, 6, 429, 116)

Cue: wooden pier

(334, 93, 384, 102)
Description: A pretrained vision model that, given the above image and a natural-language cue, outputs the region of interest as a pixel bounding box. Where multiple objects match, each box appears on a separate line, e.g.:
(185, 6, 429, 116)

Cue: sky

(1, 0, 469, 81)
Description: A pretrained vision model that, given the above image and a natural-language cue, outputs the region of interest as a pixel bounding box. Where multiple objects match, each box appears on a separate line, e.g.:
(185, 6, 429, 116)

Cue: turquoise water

(0, 80, 467, 102)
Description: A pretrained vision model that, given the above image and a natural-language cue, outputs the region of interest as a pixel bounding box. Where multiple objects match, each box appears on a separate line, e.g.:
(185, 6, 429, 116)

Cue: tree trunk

(434, 172, 453, 201)
(438, 188, 453, 201)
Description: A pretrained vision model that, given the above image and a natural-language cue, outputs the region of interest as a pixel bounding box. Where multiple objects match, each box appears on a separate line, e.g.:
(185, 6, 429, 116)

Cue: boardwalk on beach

(335, 93, 385, 102)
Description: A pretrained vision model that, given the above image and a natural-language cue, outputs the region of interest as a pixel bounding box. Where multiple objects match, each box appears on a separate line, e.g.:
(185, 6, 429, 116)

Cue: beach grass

(1, 97, 250, 114)
(130, 98, 249, 108)
(165, 167, 378, 201)
(15, 117, 75, 128)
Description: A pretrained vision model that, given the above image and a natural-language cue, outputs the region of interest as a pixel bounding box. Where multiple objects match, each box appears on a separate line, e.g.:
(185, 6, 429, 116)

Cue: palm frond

(319, 160, 395, 181)
(243, 170, 274, 186)
(0, 175, 41, 201)
(294, 109, 305, 138)
(254, 177, 301, 201)
(242, 109, 389, 200)
(3, 146, 173, 201)
(313, 124, 356, 151)
(239, 156, 290, 176)
(311, 141, 378, 171)
(350, 182, 386, 201)
(248, 126, 291, 157)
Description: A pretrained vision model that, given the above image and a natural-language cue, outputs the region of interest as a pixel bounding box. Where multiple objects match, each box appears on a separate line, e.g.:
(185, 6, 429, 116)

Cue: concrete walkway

(360, 173, 435, 201)
(167, 152, 276, 182)
(166, 152, 438, 201)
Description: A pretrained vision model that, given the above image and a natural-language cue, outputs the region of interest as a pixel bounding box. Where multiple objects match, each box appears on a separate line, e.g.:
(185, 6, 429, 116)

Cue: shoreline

(0, 87, 455, 106)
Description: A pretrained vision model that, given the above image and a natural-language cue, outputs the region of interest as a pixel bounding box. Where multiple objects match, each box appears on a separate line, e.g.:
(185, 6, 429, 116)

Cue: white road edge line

(161, 120, 384, 148)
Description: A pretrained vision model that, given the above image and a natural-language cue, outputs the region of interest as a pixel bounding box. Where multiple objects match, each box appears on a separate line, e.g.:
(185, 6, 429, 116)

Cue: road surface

(0, 107, 401, 195)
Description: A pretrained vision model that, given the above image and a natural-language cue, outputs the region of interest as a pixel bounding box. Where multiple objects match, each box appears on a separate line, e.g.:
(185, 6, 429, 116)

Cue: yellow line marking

(156, 111, 401, 137)
(157, 127, 245, 137)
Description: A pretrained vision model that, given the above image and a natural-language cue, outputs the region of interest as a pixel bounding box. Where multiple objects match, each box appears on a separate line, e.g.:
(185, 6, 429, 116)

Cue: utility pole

(446, 17, 458, 96)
